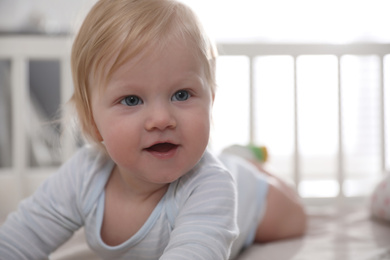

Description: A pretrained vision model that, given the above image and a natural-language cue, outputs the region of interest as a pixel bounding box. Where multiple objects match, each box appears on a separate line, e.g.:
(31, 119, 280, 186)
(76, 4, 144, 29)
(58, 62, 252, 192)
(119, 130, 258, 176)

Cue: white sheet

(2, 203, 389, 260)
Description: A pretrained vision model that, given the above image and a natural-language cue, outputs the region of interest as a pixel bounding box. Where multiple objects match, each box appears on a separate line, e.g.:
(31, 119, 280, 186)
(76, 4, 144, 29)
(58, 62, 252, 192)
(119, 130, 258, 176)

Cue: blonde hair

(70, 0, 217, 146)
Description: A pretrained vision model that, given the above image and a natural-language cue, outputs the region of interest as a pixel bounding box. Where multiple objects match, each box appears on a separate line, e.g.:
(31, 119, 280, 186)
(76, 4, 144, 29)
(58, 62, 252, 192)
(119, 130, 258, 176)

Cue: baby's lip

(144, 142, 179, 153)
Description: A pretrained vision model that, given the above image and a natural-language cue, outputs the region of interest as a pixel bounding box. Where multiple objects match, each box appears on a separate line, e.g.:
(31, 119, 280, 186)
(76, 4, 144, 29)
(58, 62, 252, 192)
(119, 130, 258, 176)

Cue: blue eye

(172, 90, 190, 101)
(121, 95, 143, 106)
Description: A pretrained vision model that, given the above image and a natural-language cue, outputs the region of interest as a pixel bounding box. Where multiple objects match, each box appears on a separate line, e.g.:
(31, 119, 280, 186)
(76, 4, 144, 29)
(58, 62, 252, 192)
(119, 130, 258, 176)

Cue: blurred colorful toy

(222, 144, 268, 163)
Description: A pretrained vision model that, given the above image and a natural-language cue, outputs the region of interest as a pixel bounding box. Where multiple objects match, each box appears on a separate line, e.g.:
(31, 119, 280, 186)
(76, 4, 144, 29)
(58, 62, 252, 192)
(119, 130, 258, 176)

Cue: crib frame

(0, 36, 389, 216)
(218, 43, 390, 199)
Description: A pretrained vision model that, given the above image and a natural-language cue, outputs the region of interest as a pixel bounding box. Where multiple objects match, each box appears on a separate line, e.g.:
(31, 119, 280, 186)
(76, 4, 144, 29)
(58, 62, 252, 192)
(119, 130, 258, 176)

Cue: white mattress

(4, 204, 388, 260)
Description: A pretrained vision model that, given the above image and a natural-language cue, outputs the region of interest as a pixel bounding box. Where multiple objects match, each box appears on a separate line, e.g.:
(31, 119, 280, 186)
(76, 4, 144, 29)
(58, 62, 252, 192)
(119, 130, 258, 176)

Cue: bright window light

(210, 56, 250, 154)
(181, 0, 390, 43)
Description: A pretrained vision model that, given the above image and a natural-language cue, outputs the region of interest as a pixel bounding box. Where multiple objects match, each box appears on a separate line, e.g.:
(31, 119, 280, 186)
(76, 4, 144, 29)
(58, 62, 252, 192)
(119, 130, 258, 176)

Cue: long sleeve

(0, 148, 237, 260)
(0, 149, 91, 260)
(161, 158, 239, 260)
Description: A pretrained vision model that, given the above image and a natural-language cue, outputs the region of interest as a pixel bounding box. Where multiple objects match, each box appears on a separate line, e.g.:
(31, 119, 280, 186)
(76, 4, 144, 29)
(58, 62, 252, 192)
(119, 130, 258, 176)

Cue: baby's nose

(144, 104, 177, 131)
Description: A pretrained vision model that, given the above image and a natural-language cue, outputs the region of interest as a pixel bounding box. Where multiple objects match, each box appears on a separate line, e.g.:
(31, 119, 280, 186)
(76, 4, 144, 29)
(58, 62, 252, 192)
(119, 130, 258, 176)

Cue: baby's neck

(110, 165, 169, 201)
(100, 166, 169, 246)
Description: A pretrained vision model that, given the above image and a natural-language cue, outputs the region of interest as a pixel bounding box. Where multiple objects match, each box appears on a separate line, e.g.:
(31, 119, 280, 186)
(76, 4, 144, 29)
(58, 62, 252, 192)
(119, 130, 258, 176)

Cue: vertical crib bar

(11, 56, 28, 199)
(379, 56, 386, 173)
(293, 56, 300, 189)
(337, 56, 345, 198)
(249, 56, 255, 144)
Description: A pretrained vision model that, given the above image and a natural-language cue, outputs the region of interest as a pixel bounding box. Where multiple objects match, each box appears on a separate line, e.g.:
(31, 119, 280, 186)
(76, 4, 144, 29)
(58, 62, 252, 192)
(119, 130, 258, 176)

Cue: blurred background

(0, 0, 389, 216)
(2, 0, 388, 43)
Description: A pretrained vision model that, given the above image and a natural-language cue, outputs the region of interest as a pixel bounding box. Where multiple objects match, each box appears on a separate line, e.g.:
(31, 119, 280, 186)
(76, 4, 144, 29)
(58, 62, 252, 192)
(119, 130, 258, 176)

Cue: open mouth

(145, 143, 179, 153)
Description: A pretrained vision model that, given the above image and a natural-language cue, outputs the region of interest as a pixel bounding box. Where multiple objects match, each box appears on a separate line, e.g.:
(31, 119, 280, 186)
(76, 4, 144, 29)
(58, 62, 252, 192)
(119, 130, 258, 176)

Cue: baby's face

(91, 38, 213, 187)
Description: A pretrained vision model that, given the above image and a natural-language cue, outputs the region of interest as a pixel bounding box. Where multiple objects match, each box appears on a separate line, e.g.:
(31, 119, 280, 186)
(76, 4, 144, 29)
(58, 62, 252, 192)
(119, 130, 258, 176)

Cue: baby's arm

(0, 156, 84, 259)
(161, 166, 238, 260)
(251, 162, 307, 242)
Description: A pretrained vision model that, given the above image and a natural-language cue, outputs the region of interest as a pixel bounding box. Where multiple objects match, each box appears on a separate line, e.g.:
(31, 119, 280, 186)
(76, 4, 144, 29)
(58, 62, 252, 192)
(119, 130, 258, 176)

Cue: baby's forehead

(100, 36, 204, 81)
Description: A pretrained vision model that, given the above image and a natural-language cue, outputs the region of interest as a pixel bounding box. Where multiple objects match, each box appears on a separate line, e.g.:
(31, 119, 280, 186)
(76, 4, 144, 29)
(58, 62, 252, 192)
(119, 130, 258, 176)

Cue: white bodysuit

(0, 146, 268, 260)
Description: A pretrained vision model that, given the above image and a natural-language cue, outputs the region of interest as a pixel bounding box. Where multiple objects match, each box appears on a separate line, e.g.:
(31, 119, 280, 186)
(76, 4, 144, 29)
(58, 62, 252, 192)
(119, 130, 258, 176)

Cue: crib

(215, 42, 390, 201)
(0, 36, 390, 259)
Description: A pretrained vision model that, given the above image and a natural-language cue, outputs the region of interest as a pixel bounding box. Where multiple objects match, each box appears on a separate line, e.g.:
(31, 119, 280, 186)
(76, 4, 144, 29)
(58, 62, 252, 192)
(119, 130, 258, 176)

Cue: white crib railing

(217, 43, 390, 200)
(0, 36, 389, 217)
(0, 36, 74, 217)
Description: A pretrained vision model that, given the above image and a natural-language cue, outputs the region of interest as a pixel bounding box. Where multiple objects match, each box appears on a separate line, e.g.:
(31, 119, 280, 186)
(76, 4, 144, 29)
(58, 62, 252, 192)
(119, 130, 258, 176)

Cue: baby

(0, 0, 306, 259)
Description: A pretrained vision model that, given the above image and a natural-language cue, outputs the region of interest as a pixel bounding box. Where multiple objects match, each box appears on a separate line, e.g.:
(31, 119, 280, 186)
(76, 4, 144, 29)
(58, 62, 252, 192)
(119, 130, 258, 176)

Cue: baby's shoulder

(53, 145, 113, 215)
(173, 150, 235, 197)
(164, 150, 237, 223)
(188, 150, 233, 181)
